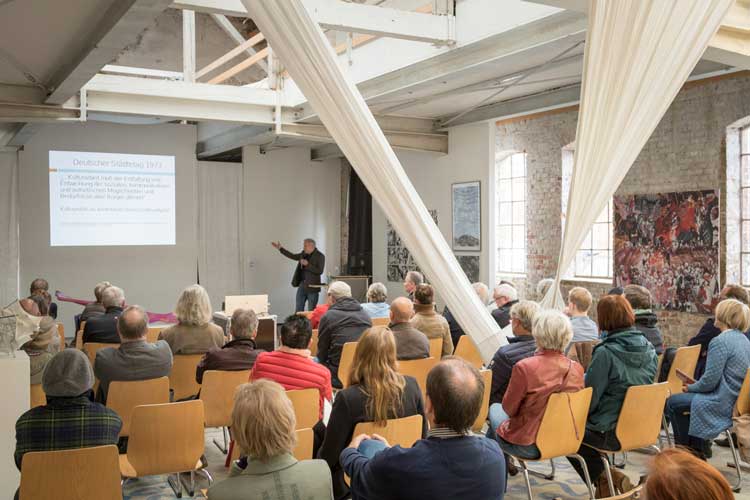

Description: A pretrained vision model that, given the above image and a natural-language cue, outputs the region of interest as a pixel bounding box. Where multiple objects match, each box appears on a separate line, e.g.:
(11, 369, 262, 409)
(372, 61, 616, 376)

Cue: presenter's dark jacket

(279, 246, 325, 293)
(82, 306, 124, 345)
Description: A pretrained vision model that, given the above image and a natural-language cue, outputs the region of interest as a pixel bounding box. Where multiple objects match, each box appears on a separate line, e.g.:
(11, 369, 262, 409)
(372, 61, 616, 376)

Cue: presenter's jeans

(296, 287, 320, 312)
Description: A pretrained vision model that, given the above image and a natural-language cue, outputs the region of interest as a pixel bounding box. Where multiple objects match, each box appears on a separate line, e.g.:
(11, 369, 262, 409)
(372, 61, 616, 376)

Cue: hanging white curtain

(0, 152, 19, 307)
(242, 0, 504, 363)
(543, 0, 733, 309)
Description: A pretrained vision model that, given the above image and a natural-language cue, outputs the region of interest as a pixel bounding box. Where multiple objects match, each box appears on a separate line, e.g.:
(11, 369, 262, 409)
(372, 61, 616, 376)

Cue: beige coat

(411, 304, 453, 358)
(158, 322, 225, 355)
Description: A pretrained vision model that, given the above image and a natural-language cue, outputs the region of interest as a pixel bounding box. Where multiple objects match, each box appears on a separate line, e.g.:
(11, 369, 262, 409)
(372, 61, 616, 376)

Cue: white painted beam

(101, 65, 184, 80)
(209, 14, 268, 73)
(0, 102, 79, 122)
(182, 10, 196, 83)
(46, 0, 173, 104)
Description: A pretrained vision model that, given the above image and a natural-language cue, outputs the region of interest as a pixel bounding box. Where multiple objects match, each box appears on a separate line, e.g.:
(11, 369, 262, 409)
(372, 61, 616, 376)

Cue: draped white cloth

(543, 0, 733, 309)
(0, 152, 19, 308)
(242, 0, 504, 363)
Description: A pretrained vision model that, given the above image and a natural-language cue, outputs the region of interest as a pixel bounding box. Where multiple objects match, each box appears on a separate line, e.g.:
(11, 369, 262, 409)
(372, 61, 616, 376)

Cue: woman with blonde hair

(666, 298, 750, 457)
(158, 284, 225, 354)
(318, 326, 426, 499)
(207, 379, 334, 500)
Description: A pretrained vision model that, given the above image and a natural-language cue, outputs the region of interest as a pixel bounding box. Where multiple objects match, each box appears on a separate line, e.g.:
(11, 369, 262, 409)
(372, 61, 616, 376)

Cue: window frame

(495, 152, 527, 279)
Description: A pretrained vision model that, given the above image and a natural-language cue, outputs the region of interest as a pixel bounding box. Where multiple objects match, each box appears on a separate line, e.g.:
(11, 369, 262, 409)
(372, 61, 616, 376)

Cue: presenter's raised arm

(274, 242, 302, 260)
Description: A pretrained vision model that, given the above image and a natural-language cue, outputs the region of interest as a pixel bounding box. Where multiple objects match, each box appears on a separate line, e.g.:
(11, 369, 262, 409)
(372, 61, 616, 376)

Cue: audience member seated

(411, 284, 453, 358)
(82, 285, 126, 345)
(488, 310, 584, 476)
(567, 294, 657, 496)
(208, 379, 334, 500)
(15, 349, 121, 469)
(444, 282, 491, 348)
(320, 327, 427, 500)
(403, 271, 423, 301)
(623, 284, 664, 354)
(666, 298, 750, 458)
(22, 316, 57, 384)
(488, 301, 541, 407)
(341, 357, 505, 500)
(361, 282, 390, 319)
(491, 284, 519, 329)
(18, 298, 40, 317)
(158, 284, 225, 354)
(317, 282, 372, 388)
(309, 300, 330, 329)
(195, 308, 263, 384)
(565, 287, 599, 347)
(95, 305, 173, 403)
(29, 294, 49, 317)
(687, 284, 750, 379)
(644, 448, 734, 500)
(28, 278, 57, 319)
(536, 278, 555, 301)
(389, 298, 429, 360)
(80, 281, 111, 322)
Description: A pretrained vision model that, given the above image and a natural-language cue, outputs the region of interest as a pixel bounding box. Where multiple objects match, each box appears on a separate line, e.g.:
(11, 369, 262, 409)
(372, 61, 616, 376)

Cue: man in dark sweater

(272, 238, 325, 312)
(82, 286, 126, 345)
(317, 281, 371, 388)
(341, 357, 506, 500)
(491, 283, 519, 329)
(389, 297, 429, 360)
(195, 308, 263, 383)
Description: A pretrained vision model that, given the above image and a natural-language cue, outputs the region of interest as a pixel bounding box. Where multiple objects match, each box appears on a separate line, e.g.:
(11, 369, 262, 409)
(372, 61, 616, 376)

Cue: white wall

(372, 122, 495, 305)
(241, 146, 341, 319)
(0, 152, 19, 308)
(19, 122, 198, 332)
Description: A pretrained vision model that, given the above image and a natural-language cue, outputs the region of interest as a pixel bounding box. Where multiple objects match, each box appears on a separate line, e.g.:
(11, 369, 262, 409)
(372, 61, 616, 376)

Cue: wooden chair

(654, 353, 664, 384)
(338, 341, 358, 389)
(83, 342, 119, 367)
(56, 323, 66, 350)
(471, 370, 492, 433)
(75, 320, 87, 350)
(721, 368, 750, 492)
(397, 357, 438, 399)
(454, 335, 483, 368)
(20, 445, 123, 500)
(107, 377, 170, 437)
(506, 387, 594, 500)
(30, 384, 46, 408)
(310, 329, 319, 357)
(287, 388, 320, 430)
(169, 354, 204, 400)
(567, 340, 599, 371)
(146, 327, 163, 343)
(428, 337, 442, 359)
(200, 370, 251, 453)
(293, 428, 314, 460)
(372, 317, 389, 327)
(120, 400, 209, 497)
(589, 383, 670, 498)
(663, 345, 700, 445)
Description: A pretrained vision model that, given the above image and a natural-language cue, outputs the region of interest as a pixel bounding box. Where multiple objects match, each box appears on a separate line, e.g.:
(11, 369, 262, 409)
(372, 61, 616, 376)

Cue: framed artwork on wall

(452, 181, 481, 251)
(386, 209, 438, 282)
(456, 254, 480, 283)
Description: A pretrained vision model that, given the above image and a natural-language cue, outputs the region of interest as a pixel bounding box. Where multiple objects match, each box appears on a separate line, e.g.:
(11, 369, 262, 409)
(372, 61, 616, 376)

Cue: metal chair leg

(527, 459, 555, 480)
(601, 455, 615, 498)
(727, 430, 743, 493)
(614, 451, 627, 469)
(569, 453, 595, 500)
(197, 467, 214, 485)
(662, 415, 673, 447)
(518, 460, 533, 500)
(168, 473, 184, 498)
(213, 427, 229, 454)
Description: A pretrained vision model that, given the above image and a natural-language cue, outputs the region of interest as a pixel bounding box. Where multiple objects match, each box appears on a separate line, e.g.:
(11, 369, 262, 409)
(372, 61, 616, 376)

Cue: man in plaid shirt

(15, 349, 121, 469)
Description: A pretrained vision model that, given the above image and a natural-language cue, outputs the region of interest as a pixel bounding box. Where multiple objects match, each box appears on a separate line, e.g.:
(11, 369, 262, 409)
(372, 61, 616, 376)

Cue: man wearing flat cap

(14, 349, 122, 469)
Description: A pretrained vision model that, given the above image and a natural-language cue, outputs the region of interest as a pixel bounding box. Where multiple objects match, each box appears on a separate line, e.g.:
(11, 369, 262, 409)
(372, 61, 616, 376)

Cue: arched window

(495, 151, 526, 278)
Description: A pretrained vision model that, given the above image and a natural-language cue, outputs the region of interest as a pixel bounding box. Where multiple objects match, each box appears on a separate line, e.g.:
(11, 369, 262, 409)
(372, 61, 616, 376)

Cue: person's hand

(370, 434, 391, 448)
(348, 434, 371, 449)
(300, 259, 309, 267)
(271, 241, 281, 249)
(682, 383, 690, 393)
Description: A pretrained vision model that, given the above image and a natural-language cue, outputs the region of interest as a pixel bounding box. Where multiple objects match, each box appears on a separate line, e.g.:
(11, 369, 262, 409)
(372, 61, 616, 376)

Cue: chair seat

(119, 454, 203, 478)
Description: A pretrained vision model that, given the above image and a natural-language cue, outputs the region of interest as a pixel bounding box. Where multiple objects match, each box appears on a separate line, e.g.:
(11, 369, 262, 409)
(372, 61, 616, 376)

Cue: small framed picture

(452, 181, 481, 251)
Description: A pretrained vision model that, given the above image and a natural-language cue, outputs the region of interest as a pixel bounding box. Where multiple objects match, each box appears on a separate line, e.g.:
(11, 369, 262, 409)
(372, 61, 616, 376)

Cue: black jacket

(633, 311, 664, 355)
(489, 335, 536, 406)
(491, 300, 518, 329)
(443, 306, 464, 348)
(318, 376, 427, 500)
(317, 297, 371, 385)
(195, 338, 263, 384)
(82, 306, 123, 345)
(280, 247, 325, 293)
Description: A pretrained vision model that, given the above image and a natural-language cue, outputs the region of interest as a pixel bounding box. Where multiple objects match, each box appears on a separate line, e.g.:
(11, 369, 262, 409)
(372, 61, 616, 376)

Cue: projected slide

(49, 151, 176, 247)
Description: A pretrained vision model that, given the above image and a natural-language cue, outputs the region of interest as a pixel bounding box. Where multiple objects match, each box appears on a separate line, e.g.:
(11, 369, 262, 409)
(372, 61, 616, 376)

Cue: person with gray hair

(389, 297, 430, 360)
(444, 282, 493, 347)
(82, 285, 126, 344)
(403, 271, 423, 300)
(80, 280, 112, 322)
(195, 308, 264, 384)
(272, 238, 326, 312)
(361, 282, 390, 319)
(14, 349, 122, 469)
(94, 305, 173, 403)
(492, 283, 519, 329)
(317, 281, 371, 388)
(536, 278, 555, 301)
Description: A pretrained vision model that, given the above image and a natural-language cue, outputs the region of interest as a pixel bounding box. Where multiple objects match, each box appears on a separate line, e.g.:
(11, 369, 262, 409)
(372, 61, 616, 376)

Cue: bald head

(426, 357, 484, 434)
(390, 297, 414, 324)
(117, 305, 148, 341)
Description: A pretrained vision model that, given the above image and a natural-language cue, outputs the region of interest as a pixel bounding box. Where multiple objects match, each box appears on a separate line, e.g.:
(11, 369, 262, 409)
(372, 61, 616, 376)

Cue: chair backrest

(30, 384, 46, 408)
(127, 400, 205, 476)
(310, 329, 319, 357)
(536, 387, 593, 460)
(75, 321, 87, 350)
(736, 368, 750, 416)
(428, 337, 442, 359)
(654, 353, 664, 384)
(352, 414, 423, 449)
(107, 377, 170, 436)
(83, 342, 119, 367)
(286, 388, 319, 429)
(146, 327, 163, 343)
(293, 428, 314, 460)
(615, 382, 670, 451)
(666, 345, 701, 397)
(20, 445, 123, 500)
(200, 370, 251, 428)
(471, 370, 492, 432)
(397, 357, 438, 399)
(372, 317, 389, 327)
(338, 341, 358, 389)
(567, 341, 599, 371)
(169, 354, 204, 400)
(454, 335, 483, 368)
(56, 323, 66, 350)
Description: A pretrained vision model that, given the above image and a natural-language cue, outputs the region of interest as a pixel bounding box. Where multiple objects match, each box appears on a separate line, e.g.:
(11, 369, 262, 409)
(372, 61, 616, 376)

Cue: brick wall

(496, 72, 750, 348)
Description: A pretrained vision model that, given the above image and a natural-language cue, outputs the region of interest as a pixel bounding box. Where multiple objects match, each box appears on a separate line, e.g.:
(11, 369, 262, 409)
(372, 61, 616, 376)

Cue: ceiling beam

(0, 83, 45, 105)
(310, 143, 343, 161)
(209, 13, 268, 74)
(0, 102, 79, 122)
(45, 0, 173, 105)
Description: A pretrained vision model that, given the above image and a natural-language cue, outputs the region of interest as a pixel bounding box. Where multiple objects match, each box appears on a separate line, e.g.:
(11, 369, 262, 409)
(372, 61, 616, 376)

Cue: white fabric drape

(543, 0, 733, 309)
(0, 152, 19, 308)
(242, 0, 504, 363)
(197, 161, 244, 313)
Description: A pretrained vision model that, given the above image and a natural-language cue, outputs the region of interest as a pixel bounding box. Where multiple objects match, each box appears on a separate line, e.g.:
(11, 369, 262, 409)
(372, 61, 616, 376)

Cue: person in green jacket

(567, 294, 657, 497)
